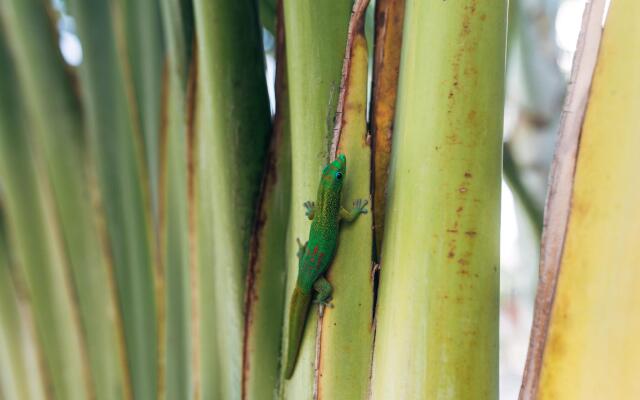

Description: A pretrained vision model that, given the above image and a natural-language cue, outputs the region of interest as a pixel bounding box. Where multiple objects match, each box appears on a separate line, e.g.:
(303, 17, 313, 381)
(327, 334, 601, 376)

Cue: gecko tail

(284, 286, 312, 379)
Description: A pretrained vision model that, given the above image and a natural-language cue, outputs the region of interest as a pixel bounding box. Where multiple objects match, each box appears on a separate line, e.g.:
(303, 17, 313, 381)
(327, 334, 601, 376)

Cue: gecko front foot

(340, 199, 369, 222)
(352, 198, 368, 215)
(303, 201, 315, 220)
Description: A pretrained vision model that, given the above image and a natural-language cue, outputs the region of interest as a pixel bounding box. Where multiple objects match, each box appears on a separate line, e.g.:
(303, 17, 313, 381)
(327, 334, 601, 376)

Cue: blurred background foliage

(0, 0, 594, 399)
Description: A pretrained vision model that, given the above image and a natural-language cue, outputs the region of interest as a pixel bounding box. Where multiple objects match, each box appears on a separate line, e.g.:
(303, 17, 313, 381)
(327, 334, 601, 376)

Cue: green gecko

(284, 154, 368, 379)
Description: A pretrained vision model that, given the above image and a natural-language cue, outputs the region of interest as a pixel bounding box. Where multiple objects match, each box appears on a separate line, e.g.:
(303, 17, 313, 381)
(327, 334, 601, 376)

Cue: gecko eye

(335, 172, 343, 181)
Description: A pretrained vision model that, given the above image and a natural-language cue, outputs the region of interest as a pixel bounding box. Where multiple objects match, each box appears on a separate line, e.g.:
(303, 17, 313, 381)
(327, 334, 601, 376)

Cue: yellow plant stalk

(519, 0, 606, 397)
(533, 0, 640, 398)
(370, 0, 507, 398)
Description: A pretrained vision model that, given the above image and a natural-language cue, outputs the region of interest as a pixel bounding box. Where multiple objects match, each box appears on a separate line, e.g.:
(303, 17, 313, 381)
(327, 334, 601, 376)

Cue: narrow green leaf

(157, 1, 197, 398)
(159, 0, 195, 88)
(0, 32, 92, 399)
(0, 4, 132, 398)
(66, 0, 159, 398)
(158, 60, 193, 400)
(115, 0, 166, 224)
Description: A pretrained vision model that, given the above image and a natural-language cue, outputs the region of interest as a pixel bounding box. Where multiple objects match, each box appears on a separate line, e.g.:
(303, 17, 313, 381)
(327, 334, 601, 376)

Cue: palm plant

(1, 0, 638, 399)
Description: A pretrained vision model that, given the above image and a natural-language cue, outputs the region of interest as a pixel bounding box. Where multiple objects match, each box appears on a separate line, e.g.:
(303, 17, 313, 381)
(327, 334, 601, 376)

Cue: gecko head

(321, 154, 347, 191)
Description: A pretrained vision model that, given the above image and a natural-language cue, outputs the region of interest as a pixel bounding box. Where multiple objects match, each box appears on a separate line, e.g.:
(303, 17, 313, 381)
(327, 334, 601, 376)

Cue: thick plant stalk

(279, 0, 352, 397)
(522, 0, 640, 398)
(241, 0, 291, 398)
(370, 0, 507, 398)
(518, 1, 606, 398)
(192, 0, 272, 398)
(316, 1, 374, 398)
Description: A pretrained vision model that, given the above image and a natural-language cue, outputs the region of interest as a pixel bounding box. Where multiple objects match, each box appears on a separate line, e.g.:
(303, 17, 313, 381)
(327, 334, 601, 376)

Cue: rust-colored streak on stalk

(370, 0, 405, 259)
(241, 1, 286, 397)
(186, 40, 201, 400)
(518, 1, 605, 399)
(239, 93, 279, 400)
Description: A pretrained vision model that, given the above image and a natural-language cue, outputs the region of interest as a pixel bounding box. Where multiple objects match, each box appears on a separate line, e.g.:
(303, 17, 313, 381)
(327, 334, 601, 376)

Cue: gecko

(284, 154, 368, 379)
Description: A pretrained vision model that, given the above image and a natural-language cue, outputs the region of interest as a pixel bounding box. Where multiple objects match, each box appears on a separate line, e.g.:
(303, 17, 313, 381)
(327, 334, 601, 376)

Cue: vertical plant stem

(279, 0, 352, 397)
(370, 0, 506, 398)
(528, 1, 640, 398)
(317, 1, 374, 399)
(519, 2, 606, 397)
(242, 0, 291, 397)
(192, 0, 272, 398)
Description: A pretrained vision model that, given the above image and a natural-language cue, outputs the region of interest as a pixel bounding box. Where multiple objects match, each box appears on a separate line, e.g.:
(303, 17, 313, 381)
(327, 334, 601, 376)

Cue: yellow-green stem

(279, 0, 352, 397)
(371, 0, 506, 398)
(192, 0, 272, 398)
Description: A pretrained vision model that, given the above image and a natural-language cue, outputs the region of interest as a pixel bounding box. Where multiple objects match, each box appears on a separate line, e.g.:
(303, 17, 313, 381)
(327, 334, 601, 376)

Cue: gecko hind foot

(314, 298, 334, 308)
